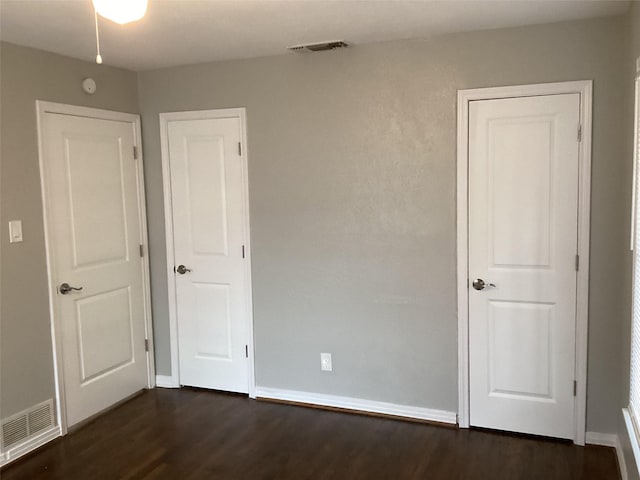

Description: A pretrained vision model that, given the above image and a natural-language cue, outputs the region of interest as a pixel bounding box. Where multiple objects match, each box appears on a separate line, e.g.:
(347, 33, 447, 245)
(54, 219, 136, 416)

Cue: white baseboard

(155, 375, 180, 388)
(255, 386, 457, 425)
(586, 431, 627, 480)
(0, 425, 61, 468)
(586, 431, 619, 447)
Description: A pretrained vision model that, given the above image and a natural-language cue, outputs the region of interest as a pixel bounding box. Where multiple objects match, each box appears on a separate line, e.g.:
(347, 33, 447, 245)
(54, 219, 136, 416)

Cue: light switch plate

(320, 352, 332, 372)
(9, 220, 23, 243)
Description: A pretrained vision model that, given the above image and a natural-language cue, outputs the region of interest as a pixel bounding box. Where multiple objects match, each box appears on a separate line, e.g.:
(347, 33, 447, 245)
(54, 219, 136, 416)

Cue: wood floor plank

(1, 388, 620, 479)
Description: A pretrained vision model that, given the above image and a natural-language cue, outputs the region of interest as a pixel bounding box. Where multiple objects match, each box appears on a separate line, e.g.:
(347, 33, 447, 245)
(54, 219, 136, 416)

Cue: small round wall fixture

(82, 78, 97, 95)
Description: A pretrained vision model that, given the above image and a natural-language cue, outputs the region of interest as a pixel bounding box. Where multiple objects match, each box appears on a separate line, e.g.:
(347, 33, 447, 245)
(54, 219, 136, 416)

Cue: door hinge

(242, 245, 245, 259)
(133, 146, 139, 159)
(139, 244, 144, 257)
(245, 345, 249, 358)
(575, 254, 579, 271)
(573, 380, 577, 396)
(238, 142, 242, 156)
(577, 124, 582, 142)
(145, 338, 149, 352)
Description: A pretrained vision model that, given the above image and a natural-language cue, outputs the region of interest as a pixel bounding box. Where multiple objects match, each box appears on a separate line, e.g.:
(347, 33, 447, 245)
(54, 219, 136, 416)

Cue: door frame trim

(159, 108, 257, 398)
(36, 101, 156, 435)
(456, 81, 592, 445)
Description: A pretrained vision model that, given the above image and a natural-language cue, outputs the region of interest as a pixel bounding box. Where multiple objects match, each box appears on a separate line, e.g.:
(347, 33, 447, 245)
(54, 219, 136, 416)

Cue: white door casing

(468, 94, 579, 439)
(457, 81, 592, 445)
(161, 109, 254, 394)
(37, 102, 153, 431)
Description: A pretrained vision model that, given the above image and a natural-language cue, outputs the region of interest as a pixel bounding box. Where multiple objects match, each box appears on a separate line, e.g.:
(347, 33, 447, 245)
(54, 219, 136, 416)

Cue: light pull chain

(94, 9, 103, 64)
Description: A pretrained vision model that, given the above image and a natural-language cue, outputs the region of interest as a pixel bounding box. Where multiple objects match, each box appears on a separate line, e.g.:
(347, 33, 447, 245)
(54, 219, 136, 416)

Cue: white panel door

(42, 112, 148, 427)
(167, 117, 249, 393)
(468, 94, 580, 439)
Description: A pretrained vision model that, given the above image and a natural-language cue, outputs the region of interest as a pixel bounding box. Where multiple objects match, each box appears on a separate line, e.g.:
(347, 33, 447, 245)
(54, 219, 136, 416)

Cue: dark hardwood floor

(2, 388, 619, 479)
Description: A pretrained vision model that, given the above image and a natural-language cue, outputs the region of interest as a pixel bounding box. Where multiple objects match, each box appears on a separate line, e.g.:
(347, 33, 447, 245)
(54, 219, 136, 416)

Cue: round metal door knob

(176, 265, 192, 275)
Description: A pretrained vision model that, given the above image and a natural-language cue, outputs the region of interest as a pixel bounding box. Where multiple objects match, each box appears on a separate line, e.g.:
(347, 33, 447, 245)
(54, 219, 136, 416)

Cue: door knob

(176, 265, 192, 275)
(59, 282, 83, 295)
(472, 278, 496, 291)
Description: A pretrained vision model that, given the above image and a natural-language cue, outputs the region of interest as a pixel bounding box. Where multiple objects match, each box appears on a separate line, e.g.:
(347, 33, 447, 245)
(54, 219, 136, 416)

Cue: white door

(468, 94, 580, 439)
(41, 112, 148, 427)
(167, 115, 250, 393)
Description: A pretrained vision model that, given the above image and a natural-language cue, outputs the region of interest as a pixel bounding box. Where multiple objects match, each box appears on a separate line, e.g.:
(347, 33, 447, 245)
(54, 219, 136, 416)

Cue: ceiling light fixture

(92, 0, 148, 25)
(90, 0, 148, 65)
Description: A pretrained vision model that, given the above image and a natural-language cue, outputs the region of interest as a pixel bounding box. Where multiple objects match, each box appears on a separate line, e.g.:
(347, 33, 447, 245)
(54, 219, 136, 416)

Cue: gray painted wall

(0, 42, 139, 419)
(138, 16, 630, 431)
(0, 12, 633, 441)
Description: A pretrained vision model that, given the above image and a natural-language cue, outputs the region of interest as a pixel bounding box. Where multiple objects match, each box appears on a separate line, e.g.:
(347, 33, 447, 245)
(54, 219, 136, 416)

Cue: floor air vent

(1, 399, 55, 449)
(1, 416, 28, 449)
(28, 402, 54, 434)
(288, 41, 349, 53)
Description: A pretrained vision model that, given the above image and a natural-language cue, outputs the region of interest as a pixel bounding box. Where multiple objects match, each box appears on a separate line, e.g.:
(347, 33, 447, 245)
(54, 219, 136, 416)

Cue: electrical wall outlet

(320, 352, 332, 372)
(9, 220, 23, 243)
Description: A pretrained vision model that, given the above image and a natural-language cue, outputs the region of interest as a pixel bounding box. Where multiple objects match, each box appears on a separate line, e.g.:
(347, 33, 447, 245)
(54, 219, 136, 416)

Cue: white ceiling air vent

(288, 41, 349, 53)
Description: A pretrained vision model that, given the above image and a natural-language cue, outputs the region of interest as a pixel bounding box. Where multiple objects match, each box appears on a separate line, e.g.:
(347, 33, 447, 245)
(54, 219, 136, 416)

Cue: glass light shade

(92, 0, 148, 25)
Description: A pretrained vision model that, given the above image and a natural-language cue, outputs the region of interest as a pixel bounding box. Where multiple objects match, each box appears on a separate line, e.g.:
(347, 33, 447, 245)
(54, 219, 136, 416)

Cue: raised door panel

(489, 118, 553, 269)
(193, 283, 232, 360)
(184, 136, 229, 256)
(76, 287, 134, 383)
(65, 135, 129, 268)
(488, 301, 553, 400)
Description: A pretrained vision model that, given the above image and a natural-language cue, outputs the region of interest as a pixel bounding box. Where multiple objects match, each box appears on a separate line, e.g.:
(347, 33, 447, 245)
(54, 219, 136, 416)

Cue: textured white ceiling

(0, 0, 631, 71)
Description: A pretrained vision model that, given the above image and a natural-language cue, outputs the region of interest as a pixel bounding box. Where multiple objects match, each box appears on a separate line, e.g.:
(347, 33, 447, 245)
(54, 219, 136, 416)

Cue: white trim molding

(0, 425, 61, 468)
(255, 387, 457, 425)
(624, 408, 640, 480)
(36, 101, 155, 435)
(456, 81, 593, 445)
(159, 108, 256, 398)
(586, 431, 620, 448)
(586, 430, 628, 480)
